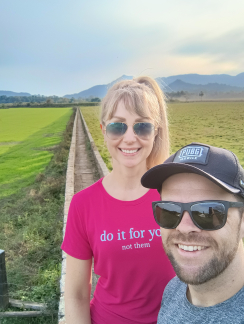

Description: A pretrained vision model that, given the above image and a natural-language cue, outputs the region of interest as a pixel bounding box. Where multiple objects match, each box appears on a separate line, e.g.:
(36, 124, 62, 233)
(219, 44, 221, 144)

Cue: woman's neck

(102, 162, 149, 201)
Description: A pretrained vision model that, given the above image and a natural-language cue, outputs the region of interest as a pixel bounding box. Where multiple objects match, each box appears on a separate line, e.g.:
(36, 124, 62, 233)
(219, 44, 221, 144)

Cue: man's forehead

(161, 173, 209, 190)
(160, 173, 234, 201)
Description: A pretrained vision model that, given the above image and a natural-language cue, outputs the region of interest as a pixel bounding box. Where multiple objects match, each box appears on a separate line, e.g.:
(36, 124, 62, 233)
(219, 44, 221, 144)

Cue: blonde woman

(62, 76, 175, 324)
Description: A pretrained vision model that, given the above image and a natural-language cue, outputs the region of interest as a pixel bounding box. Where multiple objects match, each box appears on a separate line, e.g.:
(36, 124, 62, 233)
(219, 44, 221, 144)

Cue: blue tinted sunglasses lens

(106, 123, 127, 139)
(106, 122, 154, 139)
(133, 123, 154, 139)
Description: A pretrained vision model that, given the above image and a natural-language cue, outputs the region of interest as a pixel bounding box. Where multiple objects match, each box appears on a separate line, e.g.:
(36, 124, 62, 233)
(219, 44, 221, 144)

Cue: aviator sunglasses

(152, 200, 244, 231)
(105, 122, 155, 140)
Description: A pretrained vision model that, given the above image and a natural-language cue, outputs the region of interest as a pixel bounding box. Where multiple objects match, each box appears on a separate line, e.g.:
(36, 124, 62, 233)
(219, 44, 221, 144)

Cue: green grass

(0, 108, 72, 198)
(0, 108, 74, 324)
(80, 106, 113, 170)
(80, 102, 244, 168)
(0, 108, 75, 323)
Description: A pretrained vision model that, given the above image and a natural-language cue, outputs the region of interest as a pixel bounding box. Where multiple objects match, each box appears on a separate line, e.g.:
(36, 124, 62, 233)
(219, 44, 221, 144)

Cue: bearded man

(142, 143, 244, 324)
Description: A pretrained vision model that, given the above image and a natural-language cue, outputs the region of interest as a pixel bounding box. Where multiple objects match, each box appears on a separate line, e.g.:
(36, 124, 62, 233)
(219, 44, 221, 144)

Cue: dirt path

(74, 111, 100, 297)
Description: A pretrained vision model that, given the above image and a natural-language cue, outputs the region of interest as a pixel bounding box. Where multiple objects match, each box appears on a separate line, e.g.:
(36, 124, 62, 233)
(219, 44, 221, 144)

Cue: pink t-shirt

(61, 178, 175, 324)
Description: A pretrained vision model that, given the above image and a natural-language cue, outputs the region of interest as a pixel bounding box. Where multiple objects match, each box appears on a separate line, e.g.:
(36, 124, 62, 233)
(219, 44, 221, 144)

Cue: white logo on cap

(178, 146, 204, 161)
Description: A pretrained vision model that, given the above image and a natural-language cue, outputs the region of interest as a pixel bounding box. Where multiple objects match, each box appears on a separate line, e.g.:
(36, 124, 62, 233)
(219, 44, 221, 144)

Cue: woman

(61, 76, 175, 324)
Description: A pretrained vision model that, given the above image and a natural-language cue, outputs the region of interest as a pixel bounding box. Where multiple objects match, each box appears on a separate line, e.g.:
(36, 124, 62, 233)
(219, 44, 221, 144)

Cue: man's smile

(177, 244, 207, 252)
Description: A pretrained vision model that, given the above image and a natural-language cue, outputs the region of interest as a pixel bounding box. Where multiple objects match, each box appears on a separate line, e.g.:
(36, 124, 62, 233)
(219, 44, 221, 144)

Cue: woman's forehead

(107, 99, 152, 121)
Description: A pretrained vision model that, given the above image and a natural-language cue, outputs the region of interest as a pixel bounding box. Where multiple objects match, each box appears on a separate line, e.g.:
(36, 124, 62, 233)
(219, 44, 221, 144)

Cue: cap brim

(141, 163, 240, 194)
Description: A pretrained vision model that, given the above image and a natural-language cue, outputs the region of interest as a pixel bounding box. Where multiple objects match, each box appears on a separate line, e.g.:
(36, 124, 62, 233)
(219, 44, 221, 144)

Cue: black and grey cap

(141, 142, 244, 198)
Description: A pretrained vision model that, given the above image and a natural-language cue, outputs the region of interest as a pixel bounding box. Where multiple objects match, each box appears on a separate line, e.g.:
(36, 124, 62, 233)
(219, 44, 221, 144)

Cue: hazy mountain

(3, 73, 243, 99)
(65, 85, 108, 99)
(64, 75, 133, 99)
(158, 72, 244, 88)
(64, 73, 244, 99)
(165, 79, 244, 93)
(0, 90, 31, 97)
(106, 75, 133, 88)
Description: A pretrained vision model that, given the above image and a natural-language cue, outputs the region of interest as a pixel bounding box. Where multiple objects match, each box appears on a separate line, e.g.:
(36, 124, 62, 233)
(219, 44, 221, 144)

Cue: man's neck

(187, 243, 244, 307)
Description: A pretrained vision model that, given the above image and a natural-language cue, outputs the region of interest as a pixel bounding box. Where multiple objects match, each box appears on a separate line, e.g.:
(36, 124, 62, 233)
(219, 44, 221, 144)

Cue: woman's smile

(119, 148, 141, 155)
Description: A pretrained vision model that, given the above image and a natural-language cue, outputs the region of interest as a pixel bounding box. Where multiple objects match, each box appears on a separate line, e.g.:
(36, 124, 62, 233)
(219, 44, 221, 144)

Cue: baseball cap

(141, 142, 244, 197)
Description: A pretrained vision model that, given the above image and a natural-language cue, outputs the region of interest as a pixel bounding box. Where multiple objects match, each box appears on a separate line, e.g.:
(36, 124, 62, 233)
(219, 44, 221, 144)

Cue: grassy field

(0, 108, 72, 198)
(0, 107, 74, 323)
(80, 102, 244, 169)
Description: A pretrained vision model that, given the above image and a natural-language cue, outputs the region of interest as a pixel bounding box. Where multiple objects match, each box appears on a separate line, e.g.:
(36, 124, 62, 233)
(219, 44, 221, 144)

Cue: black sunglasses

(152, 200, 244, 231)
(105, 122, 155, 140)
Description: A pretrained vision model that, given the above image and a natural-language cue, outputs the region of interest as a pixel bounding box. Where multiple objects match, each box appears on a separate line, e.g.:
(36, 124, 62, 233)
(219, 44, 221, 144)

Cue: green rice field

(0, 107, 74, 323)
(80, 101, 244, 170)
(0, 108, 72, 198)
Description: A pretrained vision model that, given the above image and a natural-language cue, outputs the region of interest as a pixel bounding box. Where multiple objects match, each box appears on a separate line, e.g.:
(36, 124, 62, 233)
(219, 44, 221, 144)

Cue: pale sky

(1, 0, 244, 96)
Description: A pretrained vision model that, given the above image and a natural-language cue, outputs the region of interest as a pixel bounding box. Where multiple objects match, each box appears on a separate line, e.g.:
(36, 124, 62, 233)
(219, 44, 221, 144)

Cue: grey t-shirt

(157, 277, 244, 324)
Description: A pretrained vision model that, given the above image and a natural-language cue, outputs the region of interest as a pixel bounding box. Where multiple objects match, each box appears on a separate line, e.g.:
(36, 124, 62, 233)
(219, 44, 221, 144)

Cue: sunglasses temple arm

(229, 202, 244, 208)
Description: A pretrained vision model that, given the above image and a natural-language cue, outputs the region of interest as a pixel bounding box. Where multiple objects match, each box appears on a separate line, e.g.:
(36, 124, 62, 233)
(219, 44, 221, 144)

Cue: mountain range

(2, 73, 244, 98)
(158, 72, 244, 88)
(162, 79, 244, 93)
(64, 75, 133, 99)
(0, 90, 31, 97)
(64, 73, 244, 99)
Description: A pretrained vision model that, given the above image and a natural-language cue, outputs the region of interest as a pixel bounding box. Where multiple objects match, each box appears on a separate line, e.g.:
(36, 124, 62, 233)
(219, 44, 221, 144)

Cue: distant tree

(184, 92, 190, 102)
(199, 91, 204, 101)
(91, 97, 101, 102)
(62, 98, 69, 104)
(46, 98, 53, 105)
(167, 91, 187, 98)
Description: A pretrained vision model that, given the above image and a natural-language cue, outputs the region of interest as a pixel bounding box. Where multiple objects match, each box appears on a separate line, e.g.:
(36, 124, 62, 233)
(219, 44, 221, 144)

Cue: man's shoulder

(162, 276, 186, 301)
(229, 284, 244, 312)
(157, 277, 187, 324)
(158, 280, 244, 324)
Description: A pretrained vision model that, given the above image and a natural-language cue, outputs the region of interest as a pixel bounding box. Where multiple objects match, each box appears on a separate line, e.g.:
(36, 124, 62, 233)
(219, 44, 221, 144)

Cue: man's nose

(175, 211, 202, 234)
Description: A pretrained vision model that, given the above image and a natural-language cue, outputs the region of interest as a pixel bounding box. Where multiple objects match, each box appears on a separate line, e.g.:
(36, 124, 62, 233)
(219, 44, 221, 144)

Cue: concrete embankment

(58, 108, 109, 324)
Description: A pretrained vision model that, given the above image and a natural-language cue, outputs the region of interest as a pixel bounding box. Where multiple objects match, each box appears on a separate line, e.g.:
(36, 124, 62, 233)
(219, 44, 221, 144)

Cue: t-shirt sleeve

(61, 194, 93, 260)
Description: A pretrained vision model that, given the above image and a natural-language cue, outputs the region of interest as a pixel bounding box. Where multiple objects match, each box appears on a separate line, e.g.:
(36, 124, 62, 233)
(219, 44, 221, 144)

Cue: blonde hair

(100, 76, 169, 169)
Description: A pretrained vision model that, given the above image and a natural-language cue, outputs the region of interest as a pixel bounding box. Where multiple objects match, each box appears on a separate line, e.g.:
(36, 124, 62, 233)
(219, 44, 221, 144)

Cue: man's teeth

(121, 149, 138, 153)
(178, 244, 205, 251)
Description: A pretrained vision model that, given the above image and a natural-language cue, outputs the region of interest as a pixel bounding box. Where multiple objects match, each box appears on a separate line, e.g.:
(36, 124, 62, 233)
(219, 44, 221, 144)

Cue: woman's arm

(65, 254, 92, 324)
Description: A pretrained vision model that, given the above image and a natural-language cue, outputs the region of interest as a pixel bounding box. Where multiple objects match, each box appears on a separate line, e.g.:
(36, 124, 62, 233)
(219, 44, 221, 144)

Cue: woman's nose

(123, 126, 136, 142)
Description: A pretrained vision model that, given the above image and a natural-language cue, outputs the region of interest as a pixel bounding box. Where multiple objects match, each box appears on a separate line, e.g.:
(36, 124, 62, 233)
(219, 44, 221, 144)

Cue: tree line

(0, 95, 101, 105)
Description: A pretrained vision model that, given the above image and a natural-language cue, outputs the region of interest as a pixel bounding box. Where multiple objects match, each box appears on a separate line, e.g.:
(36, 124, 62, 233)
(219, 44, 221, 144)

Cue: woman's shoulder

(73, 178, 103, 201)
(146, 188, 161, 201)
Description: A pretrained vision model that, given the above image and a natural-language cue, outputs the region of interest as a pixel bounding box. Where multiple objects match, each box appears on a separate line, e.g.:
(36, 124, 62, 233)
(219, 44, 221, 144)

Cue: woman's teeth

(121, 149, 138, 154)
(178, 244, 206, 252)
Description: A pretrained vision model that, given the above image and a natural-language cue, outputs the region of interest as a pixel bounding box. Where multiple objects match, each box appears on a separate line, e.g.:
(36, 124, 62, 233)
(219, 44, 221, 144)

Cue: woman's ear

(100, 124, 106, 135)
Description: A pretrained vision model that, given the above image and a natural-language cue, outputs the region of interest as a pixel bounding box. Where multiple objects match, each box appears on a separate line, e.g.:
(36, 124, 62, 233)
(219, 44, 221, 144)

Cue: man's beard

(164, 232, 240, 285)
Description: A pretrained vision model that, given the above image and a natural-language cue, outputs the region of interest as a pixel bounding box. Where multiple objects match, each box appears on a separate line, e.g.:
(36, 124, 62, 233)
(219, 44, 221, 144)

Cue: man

(141, 142, 244, 323)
